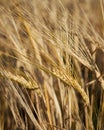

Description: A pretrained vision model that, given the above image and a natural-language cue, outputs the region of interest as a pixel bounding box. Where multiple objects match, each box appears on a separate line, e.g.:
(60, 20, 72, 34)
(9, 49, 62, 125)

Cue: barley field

(0, 0, 104, 130)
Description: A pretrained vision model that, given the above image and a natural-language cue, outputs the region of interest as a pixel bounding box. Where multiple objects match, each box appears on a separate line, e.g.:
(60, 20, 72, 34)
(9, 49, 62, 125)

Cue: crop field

(0, 0, 104, 130)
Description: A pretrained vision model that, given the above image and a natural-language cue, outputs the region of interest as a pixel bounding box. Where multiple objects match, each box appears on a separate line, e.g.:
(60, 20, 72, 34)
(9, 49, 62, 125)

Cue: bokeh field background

(0, 0, 104, 130)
